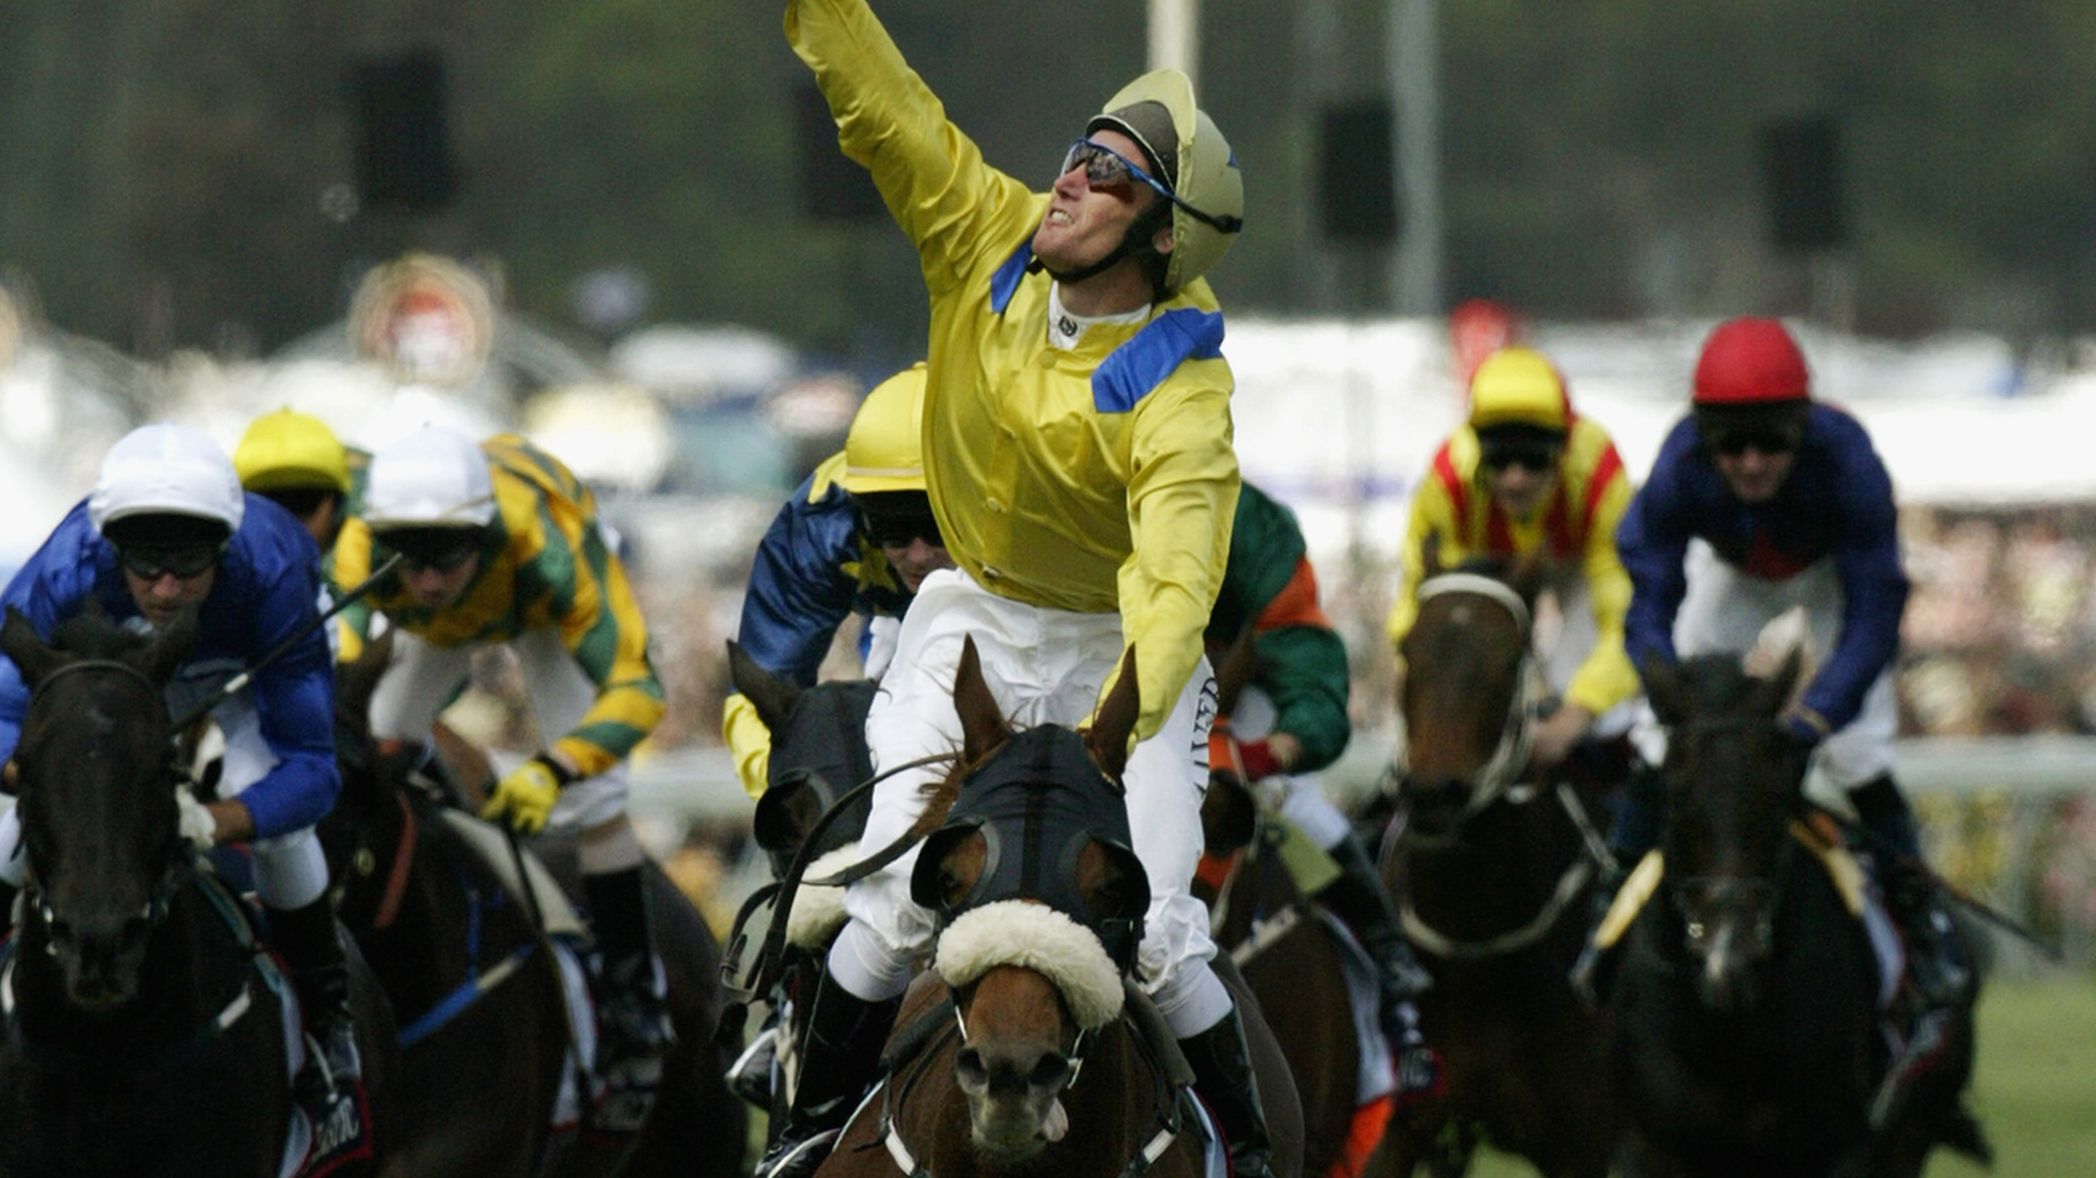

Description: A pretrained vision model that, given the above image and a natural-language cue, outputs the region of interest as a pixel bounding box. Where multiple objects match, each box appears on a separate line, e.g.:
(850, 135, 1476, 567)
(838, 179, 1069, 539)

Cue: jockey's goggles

(1478, 430, 1565, 475)
(1059, 139, 1244, 234)
(117, 542, 223, 581)
(1705, 425, 1802, 458)
(375, 526, 483, 574)
(857, 495, 944, 549)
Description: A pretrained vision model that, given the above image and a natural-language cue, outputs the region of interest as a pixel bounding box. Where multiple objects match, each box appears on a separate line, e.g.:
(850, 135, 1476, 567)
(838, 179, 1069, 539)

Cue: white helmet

(363, 425, 496, 530)
(88, 423, 246, 536)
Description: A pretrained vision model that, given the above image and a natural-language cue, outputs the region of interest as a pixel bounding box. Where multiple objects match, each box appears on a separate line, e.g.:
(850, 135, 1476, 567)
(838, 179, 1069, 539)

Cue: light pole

(1148, 0, 1200, 82)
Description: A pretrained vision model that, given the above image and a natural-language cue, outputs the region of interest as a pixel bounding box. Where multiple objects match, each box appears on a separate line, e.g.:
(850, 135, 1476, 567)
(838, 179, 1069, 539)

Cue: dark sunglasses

(1479, 442, 1563, 474)
(118, 544, 222, 581)
(1706, 428, 1800, 458)
(861, 508, 943, 550)
(1058, 139, 1244, 234)
(377, 530, 482, 574)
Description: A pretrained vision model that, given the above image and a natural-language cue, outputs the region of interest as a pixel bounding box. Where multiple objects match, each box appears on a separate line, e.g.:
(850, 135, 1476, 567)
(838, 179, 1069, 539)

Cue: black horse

(0, 609, 395, 1177)
(1379, 561, 1619, 1177)
(1610, 650, 1988, 1177)
(721, 641, 879, 1132)
(325, 635, 745, 1177)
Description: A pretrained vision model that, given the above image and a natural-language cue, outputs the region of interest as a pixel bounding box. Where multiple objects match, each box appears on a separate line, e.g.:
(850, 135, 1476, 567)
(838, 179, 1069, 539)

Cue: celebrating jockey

(1387, 345, 1641, 769)
(0, 423, 362, 1122)
(1209, 480, 1437, 1082)
(330, 425, 672, 1130)
(722, 363, 954, 799)
(772, 1, 1264, 1174)
(1611, 316, 1968, 1009)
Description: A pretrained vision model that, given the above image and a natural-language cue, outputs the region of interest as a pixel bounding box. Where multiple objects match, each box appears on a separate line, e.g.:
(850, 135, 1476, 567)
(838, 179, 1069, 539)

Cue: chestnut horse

(816, 639, 1303, 1177)
(1378, 563, 1618, 1177)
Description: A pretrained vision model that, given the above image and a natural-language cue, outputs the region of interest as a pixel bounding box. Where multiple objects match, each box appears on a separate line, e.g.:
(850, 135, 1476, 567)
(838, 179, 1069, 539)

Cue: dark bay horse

(325, 636, 744, 1177)
(1380, 565, 1617, 1177)
(818, 638, 1303, 1178)
(1610, 651, 1988, 1178)
(1202, 773, 1384, 1178)
(0, 609, 395, 1177)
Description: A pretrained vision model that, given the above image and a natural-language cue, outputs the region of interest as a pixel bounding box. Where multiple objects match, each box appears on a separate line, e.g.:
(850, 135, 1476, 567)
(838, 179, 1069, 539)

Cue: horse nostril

(1029, 1053, 1072, 1090)
(956, 1047, 989, 1089)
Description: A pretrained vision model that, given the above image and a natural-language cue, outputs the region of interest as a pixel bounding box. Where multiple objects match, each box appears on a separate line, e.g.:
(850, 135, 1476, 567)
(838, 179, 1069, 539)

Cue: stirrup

(755, 1126, 842, 1178)
(727, 1022, 779, 1107)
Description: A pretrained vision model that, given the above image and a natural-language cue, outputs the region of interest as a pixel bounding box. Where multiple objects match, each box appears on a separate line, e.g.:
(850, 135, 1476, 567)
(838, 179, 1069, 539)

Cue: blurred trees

(0, 1, 2092, 357)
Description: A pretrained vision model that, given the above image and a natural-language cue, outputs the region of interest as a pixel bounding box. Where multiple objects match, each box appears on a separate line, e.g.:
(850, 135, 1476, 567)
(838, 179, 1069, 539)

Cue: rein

(1398, 782, 1607, 960)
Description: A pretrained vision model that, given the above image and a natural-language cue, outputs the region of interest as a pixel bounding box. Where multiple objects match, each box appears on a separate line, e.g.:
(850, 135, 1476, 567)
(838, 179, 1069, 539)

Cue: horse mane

(50, 608, 146, 660)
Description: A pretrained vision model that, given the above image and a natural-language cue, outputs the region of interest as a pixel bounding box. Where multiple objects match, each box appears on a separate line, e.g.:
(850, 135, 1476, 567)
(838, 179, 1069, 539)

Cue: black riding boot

(269, 896, 363, 1117)
(1319, 831, 1432, 996)
(1851, 775, 1971, 1010)
(585, 867, 676, 1132)
(754, 977, 901, 1178)
(1179, 1005, 1277, 1178)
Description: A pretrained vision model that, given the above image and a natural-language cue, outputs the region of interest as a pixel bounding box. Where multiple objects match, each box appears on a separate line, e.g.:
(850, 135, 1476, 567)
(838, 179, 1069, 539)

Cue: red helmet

(1692, 317, 1810, 405)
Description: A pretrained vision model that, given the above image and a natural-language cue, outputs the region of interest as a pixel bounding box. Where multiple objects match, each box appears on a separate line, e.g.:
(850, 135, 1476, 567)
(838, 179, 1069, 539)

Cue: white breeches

(368, 628, 630, 831)
(1637, 540, 1898, 789)
(828, 569, 1232, 1036)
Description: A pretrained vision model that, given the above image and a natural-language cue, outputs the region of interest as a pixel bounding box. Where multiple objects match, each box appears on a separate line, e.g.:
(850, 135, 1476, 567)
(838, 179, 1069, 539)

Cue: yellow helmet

(1088, 69, 1244, 295)
(233, 408, 352, 494)
(839, 364, 927, 495)
(1466, 347, 1571, 432)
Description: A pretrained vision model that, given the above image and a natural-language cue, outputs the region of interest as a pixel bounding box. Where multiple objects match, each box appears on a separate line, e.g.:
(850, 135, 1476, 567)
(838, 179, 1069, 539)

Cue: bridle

(1657, 713, 1803, 964)
(16, 658, 193, 948)
(1395, 573, 1538, 844)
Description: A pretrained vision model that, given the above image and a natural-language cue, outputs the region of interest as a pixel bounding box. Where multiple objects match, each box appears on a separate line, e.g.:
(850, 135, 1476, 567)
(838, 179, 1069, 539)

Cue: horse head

(1395, 553, 1542, 839)
(1, 606, 195, 1010)
(728, 640, 877, 877)
(1643, 647, 1809, 1013)
(904, 637, 1147, 1162)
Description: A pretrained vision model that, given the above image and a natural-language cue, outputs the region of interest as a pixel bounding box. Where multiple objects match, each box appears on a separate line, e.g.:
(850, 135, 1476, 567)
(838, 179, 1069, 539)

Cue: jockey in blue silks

(1609, 317, 1968, 1012)
(0, 422, 361, 1122)
(721, 363, 955, 800)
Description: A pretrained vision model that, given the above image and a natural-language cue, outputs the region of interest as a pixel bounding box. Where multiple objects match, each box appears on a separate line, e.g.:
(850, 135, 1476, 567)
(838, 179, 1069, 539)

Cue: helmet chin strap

(1034, 204, 1173, 296)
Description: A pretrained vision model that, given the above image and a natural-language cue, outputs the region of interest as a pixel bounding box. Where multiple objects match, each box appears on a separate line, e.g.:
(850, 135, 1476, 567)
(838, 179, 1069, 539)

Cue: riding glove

(482, 755, 571, 833)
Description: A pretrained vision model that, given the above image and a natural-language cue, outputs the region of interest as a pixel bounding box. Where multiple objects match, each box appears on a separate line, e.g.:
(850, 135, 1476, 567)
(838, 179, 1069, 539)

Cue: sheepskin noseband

(910, 725, 1150, 971)
(935, 900, 1126, 1031)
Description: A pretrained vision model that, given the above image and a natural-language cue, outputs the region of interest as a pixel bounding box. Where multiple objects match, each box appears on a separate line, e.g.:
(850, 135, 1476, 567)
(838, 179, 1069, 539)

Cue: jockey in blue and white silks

(0, 422, 362, 1118)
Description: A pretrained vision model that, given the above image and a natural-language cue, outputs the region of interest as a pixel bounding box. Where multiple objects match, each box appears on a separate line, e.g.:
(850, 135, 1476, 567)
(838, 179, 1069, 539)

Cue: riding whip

(170, 553, 404, 732)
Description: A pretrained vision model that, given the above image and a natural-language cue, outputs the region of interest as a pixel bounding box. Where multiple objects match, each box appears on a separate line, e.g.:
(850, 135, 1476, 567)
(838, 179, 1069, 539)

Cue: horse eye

(1685, 920, 1705, 940)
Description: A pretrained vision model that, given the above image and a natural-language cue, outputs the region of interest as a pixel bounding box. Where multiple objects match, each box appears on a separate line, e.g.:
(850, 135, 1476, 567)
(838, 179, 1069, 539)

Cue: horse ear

(952, 636, 1010, 766)
(337, 628, 395, 724)
(1747, 647, 1805, 717)
(1420, 531, 1445, 578)
(1643, 656, 1687, 726)
(1084, 647, 1139, 785)
(0, 607, 64, 688)
(1212, 625, 1258, 719)
(135, 611, 200, 686)
(1506, 545, 1547, 609)
(727, 639, 801, 732)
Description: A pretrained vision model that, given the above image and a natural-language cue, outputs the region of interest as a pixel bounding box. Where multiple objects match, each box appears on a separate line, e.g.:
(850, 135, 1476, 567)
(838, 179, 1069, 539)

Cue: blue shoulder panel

(989, 241, 1035, 315)
(1092, 309, 1226, 413)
